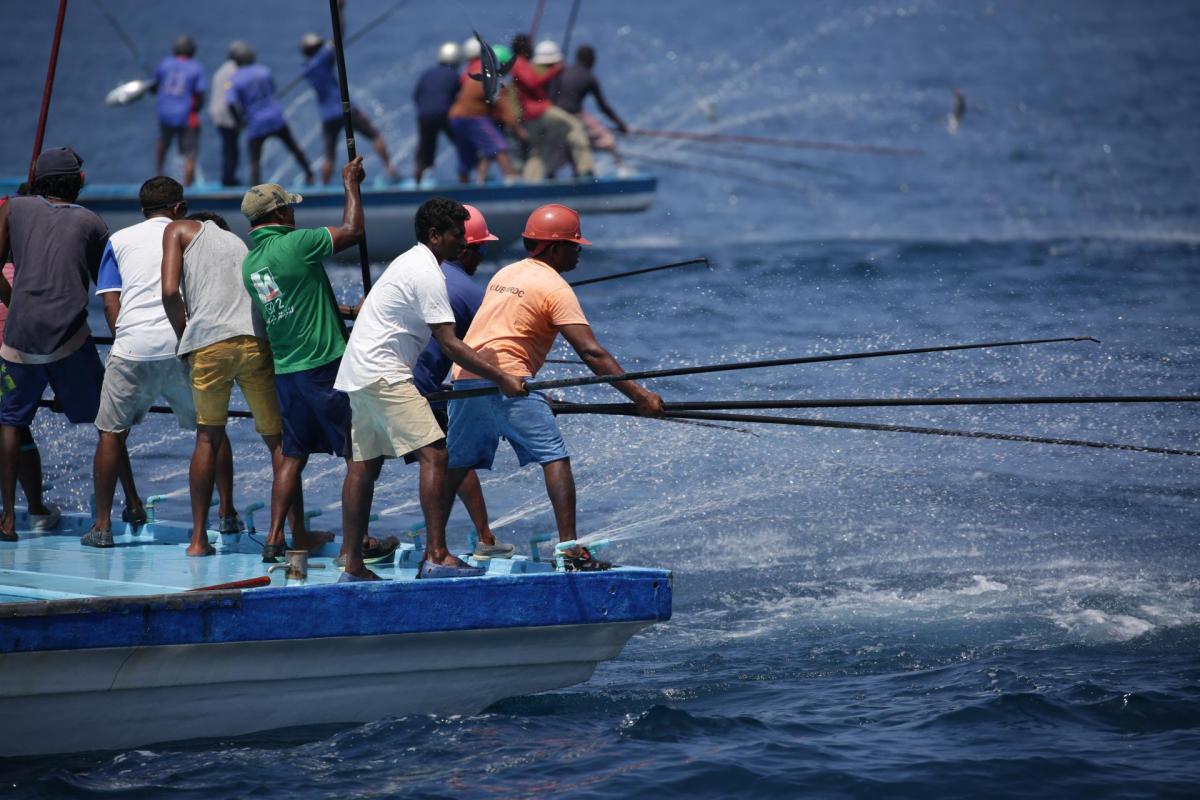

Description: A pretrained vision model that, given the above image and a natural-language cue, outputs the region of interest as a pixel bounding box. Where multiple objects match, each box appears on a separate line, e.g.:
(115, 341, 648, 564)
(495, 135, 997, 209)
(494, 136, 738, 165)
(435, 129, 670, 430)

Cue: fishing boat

(0, 506, 671, 757)
(0, 173, 657, 258)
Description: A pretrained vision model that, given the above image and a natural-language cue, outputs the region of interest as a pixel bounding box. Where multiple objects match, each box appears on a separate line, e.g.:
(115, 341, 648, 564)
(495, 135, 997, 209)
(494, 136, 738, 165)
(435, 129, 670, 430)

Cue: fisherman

(227, 43, 314, 186)
(510, 37, 594, 181)
(0, 191, 53, 536)
(410, 205, 513, 560)
(0, 149, 123, 542)
(335, 199, 525, 580)
(152, 35, 206, 187)
(448, 41, 521, 184)
(85, 177, 205, 547)
(208, 42, 250, 186)
(299, 32, 399, 185)
(442, 205, 663, 562)
(240, 157, 393, 563)
(948, 88, 966, 135)
(552, 45, 630, 171)
(162, 209, 300, 558)
(412, 41, 463, 185)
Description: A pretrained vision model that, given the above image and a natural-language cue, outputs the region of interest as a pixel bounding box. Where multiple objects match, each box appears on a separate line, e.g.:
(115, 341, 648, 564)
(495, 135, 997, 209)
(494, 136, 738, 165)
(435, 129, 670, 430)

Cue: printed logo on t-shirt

(250, 268, 281, 303)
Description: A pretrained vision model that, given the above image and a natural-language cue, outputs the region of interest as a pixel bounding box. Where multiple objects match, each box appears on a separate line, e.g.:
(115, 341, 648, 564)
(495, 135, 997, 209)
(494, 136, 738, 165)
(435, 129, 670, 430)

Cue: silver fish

(467, 30, 514, 105)
(105, 78, 153, 107)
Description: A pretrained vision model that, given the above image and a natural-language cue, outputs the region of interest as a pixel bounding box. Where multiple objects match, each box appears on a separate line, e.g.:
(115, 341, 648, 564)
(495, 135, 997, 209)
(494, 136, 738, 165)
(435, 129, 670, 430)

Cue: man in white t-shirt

(334, 197, 525, 581)
(85, 177, 231, 548)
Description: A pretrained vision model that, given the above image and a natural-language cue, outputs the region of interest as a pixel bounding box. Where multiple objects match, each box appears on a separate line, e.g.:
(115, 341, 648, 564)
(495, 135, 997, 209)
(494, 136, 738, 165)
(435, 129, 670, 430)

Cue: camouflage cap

(241, 183, 303, 222)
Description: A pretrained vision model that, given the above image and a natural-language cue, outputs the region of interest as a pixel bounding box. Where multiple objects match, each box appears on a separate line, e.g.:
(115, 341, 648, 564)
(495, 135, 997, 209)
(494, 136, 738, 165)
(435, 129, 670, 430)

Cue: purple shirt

(155, 56, 207, 127)
(228, 64, 286, 139)
(302, 45, 344, 122)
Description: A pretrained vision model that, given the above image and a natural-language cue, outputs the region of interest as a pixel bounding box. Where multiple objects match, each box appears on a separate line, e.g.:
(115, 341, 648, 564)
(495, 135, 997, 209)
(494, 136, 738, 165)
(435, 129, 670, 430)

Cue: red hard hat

(521, 204, 591, 246)
(463, 204, 499, 245)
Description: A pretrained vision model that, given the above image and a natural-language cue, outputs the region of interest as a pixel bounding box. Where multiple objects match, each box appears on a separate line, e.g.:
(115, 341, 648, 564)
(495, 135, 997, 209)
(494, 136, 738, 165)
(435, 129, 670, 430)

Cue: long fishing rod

(328, 0, 373, 295)
(95, 0, 152, 75)
(550, 395, 1200, 413)
(28, 0, 69, 185)
(561, 0, 583, 56)
(550, 405, 1200, 458)
(627, 128, 924, 157)
(568, 257, 710, 288)
(625, 149, 815, 193)
(427, 336, 1099, 402)
(672, 142, 858, 179)
(276, 0, 410, 98)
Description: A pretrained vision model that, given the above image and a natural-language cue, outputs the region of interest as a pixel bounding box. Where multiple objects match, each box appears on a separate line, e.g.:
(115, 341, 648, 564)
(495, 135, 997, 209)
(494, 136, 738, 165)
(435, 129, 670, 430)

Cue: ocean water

(2, 0, 1199, 797)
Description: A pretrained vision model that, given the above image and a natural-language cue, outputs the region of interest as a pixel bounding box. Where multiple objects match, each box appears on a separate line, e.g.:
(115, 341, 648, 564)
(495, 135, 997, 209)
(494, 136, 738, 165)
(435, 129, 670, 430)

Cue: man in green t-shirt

(240, 157, 393, 562)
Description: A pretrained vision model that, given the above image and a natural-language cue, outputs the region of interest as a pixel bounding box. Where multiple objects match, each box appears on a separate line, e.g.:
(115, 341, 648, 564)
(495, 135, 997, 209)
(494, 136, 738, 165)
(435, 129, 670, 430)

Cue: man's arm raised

(559, 323, 664, 416)
(161, 219, 201, 342)
(327, 156, 365, 254)
(429, 322, 527, 398)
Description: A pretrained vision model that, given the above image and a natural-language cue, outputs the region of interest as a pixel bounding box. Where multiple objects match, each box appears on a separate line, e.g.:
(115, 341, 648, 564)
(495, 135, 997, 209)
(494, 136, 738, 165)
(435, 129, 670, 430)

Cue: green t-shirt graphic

(242, 225, 347, 374)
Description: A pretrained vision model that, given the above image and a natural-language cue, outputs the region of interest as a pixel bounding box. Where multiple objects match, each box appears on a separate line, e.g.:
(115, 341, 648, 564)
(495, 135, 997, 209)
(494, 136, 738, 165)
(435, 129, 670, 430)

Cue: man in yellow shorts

(162, 211, 327, 557)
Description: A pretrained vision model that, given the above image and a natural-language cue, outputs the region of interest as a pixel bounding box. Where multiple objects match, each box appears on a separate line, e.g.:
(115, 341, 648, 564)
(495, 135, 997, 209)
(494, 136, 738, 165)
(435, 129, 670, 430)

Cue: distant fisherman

(335, 198, 525, 580)
(448, 41, 521, 184)
(227, 43, 314, 185)
(410, 205, 513, 560)
(511, 36, 594, 181)
(412, 41, 462, 185)
(0, 149, 130, 542)
(553, 44, 630, 171)
(152, 35, 206, 187)
(300, 32, 399, 185)
(443, 205, 663, 563)
(162, 208, 288, 558)
(948, 88, 966, 135)
(240, 158, 385, 563)
(86, 177, 203, 548)
(209, 42, 251, 186)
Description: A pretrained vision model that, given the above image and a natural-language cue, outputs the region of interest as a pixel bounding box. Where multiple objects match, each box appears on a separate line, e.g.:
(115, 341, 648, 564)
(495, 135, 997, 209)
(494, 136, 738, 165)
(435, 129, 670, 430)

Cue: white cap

(437, 41, 461, 65)
(532, 40, 563, 65)
(462, 37, 481, 60)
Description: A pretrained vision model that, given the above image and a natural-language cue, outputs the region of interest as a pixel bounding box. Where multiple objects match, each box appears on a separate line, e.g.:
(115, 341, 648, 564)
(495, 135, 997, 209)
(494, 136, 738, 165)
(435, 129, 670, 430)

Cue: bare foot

(187, 542, 216, 557)
(426, 553, 472, 569)
(292, 529, 335, 552)
(345, 567, 381, 581)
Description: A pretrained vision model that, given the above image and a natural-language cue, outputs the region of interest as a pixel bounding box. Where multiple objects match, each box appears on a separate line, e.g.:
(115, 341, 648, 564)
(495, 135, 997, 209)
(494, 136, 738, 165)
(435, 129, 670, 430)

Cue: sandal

(261, 540, 288, 563)
(559, 545, 613, 572)
(81, 527, 115, 548)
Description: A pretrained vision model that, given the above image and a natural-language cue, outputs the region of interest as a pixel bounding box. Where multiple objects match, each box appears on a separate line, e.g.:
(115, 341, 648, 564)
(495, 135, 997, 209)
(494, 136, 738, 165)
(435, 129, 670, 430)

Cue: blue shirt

(228, 64, 286, 139)
(302, 45, 344, 122)
(412, 261, 485, 403)
(155, 56, 207, 127)
(413, 64, 461, 118)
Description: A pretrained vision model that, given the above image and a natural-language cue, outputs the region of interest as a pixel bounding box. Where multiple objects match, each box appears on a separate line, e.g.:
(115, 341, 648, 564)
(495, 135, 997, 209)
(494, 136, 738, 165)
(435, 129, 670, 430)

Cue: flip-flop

(337, 570, 380, 583)
(417, 560, 486, 579)
(362, 535, 399, 563)
(261, 541, 288, 563)
(188, 543, 217, 557)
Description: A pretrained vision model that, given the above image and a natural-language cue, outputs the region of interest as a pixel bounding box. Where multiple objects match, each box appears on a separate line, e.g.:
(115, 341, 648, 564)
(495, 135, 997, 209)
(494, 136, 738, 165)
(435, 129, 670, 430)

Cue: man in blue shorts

(442, 205, 663, 562)
(241, 156, 393, 563)
(227, 43, 314, 186)
(300, 33, 398, 185)
(0, 148, 133, 541)
(153, 35, 206, 187)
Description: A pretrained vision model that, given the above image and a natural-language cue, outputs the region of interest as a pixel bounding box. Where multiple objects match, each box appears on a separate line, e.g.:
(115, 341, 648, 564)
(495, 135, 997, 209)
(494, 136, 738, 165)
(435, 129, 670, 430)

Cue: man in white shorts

(85, 177, 231, 547)
(334, 197, 525, 581)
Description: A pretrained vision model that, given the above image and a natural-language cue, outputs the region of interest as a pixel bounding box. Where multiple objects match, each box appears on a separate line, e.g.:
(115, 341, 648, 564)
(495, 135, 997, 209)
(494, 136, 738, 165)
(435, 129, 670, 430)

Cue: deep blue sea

(2, 0, 1199, 797)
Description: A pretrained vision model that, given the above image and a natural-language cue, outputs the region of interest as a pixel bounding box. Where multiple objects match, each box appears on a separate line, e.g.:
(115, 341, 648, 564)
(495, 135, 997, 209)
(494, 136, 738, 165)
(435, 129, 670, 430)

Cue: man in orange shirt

(443, 204, 662, 559)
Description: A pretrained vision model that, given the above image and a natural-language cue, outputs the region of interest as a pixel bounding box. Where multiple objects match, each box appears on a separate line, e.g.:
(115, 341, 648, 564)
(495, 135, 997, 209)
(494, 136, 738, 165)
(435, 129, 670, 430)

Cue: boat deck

(0, 506, 559, 603)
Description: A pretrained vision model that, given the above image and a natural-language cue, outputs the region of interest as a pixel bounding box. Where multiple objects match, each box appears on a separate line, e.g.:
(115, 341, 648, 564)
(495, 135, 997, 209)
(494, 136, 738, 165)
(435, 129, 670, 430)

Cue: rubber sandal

(417, 560, 486, 579)
(362, 535, 399, 564)
(261, 541, 288, 563)
(219, 513, 245, 534)
(473, 540, 516, 559)
(121, 506, 148, 527)
(338, 570, 380, 583)
(81, 528, 115, 548)
(560, 546, 612, 572)
(29, 503, 61, 532)
(188, 543, 217, 557)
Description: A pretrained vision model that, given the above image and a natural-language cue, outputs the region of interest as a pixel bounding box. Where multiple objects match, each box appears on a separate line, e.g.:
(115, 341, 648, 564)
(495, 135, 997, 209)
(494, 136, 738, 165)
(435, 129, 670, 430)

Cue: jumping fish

(467, 30, 514, 105)
(105, 78, 154, 107)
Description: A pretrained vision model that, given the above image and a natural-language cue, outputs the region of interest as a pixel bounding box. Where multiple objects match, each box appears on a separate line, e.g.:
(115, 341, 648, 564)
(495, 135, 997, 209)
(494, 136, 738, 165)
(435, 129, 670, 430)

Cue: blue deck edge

(0, 569, 672, 654)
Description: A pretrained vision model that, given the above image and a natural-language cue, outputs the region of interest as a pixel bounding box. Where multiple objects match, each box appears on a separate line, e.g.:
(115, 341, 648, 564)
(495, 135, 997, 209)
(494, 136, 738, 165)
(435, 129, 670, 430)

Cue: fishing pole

(328, 0, 373, 295)
(669, 142, 858, 179)
(529, 0, 548, 41)
(427, 336, 1100, 402)
(276, 0, 410, 98)
(552, 406, 1200, 458)
(627, 128, 924, 157)
(568, 257, 710, 288)
(624, 149, 816, 193)
(549, 395, 1200, 413)
(28, 0, 69, 185)
(95, 0, 152, 76)
(561, 0, 583, 56)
